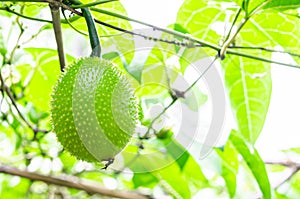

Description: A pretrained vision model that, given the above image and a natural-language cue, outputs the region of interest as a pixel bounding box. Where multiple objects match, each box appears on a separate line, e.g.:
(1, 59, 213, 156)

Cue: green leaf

(161, 136, 190, 170)
(216, 141, 239, 198)
(142, 34, 177, 89)
(279, 171, 300, 198)
(267, 164, 286, 172)
(222, 55, 271, 143)
(275, 191, 290, 199)
(239, 11, 300, 65)
(84, 1, 134, 64)
(153, 162, 191, 199)
(23, 3, 47, 17)
(179, 46, 208, 73)
(171, 23, 190, 34)
(263, 0, 300, 10)
(0, 26, 6, 57)
(157, 134, 208, 187)
(101, 33, 135, 71)
(176, 0, 227, 44)
(102, 51, 119, 60)
(233, 0, 265, 13)
(282, 147, 300, 154)
(0, 177, 31, 198)
(230, 130, 271, 199)
(142, 32, 207, 97)
(19, 48, 74, 112)
(62, 1, 134, 64)
(125, 148, 192, 198)
(109, 48, 146, 83)
(177, 0, 300, 62)
(177, 0, 299, 144)
(132, 173, 158, 188)
(180, 152, 208, 190)
(221, 7, 300, 144)
(125, 51, 147, 83)
(27, 103, 49, 124)
(123, 137, 207, 198)
(59, 152, 77, 172)
(92, 1, 132, 35)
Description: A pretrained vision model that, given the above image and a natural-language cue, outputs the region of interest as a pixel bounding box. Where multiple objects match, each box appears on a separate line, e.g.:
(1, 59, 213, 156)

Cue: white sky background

(121, 0, 300, 160)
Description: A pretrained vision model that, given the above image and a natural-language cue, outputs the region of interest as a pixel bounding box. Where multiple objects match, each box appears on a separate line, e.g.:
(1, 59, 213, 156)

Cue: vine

(1, 0, 300, 68)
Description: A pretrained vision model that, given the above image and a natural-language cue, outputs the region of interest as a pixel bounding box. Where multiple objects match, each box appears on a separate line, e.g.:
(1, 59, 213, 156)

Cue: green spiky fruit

(50, 57, 138, 162)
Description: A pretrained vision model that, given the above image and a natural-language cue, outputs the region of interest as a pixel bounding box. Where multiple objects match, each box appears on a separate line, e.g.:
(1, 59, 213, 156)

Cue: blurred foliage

(0, 0, 300, 199)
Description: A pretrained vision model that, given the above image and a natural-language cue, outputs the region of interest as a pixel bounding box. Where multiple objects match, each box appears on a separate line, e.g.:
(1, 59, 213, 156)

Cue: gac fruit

(50, 57, 138, 162)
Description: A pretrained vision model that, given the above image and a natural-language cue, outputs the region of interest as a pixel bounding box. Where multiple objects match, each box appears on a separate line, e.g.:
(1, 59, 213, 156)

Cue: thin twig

(220, 17, 249, 59)
(62, 9, 87, 36)
(0, 6, 196, 48)
(184, 56, 218, 94)
(163, 62, 174, 98)
(248, 0, 271, 17)
(115, 146, 142, 175)
(265, 160, 300, 168)
(0, 163, 151, 199)
(89, 7, 300, 68)
(275, 168, 299, 189)
(0, 72, 48, 133)
(227, 50, 300, 69)
(0, 6, 52, 23)
(20, 25, 48, 46)
(224, 8, 241, 42)
(2, 0, 300, 69)
(265, 160, 300, 189)
(219, 0, 271, 60)
(228, 45, 300, 58)
(93, 17, 197, 48)
(7, 17, 24, 64)
(91, 8, 203, 47)
(141, 56, 218, 139)
(0, 6, 82, 25)
(141, 99, 177, 139)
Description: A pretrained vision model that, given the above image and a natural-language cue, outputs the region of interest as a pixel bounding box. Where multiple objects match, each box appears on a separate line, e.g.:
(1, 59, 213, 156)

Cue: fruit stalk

(68, 0, 101, 57)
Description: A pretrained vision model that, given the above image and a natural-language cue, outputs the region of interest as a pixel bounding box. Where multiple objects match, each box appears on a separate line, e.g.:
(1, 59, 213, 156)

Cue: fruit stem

(68, 0, 101, 57)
